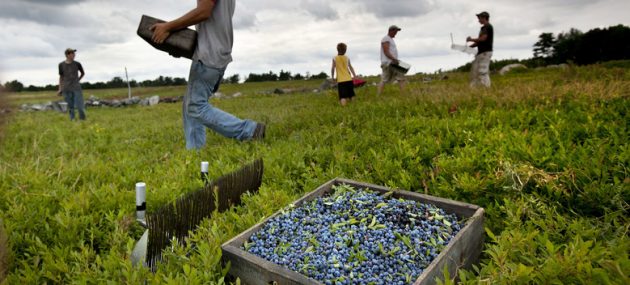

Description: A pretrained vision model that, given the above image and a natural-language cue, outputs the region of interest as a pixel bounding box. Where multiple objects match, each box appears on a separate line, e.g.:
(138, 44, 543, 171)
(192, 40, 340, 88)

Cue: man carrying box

(377, 25, 407, 95)
(151, 0, 265, 150)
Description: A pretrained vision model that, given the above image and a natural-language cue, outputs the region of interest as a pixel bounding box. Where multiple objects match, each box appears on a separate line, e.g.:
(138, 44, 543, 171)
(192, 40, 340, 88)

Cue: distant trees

(533, 24, 630, 65)
(223, 74, 240, 84)
(4, 70, 334, 92)
(245, 71, 278, 82)
(244, 70, 328, 83)
(533, 32, 555, 59)
(3, 80, 24, 92)
(278, 70, 291, 81)
(136, 76, 187, 87)
(550, 28, 583, 64)
(310, 72, 328, 80)
(3, 75, 189, 93)
(572, 25, 630, 65)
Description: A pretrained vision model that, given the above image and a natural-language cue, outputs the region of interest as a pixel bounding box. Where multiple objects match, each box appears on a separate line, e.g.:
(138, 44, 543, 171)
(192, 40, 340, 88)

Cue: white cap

(135, 182, 146, 204)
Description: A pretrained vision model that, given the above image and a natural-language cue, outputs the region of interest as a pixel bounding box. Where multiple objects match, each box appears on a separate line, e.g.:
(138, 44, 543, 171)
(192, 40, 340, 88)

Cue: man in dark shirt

(467, 11, 494, 88)
(58, 48, 86, 120)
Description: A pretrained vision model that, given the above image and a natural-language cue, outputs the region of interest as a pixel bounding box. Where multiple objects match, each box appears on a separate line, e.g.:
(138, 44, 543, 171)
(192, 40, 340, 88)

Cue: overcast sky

(1, 0, 628, 86)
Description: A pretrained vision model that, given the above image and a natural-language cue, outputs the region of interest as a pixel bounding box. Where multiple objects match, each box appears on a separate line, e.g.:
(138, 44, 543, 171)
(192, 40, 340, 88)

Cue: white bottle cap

(135, 182, 146, 204)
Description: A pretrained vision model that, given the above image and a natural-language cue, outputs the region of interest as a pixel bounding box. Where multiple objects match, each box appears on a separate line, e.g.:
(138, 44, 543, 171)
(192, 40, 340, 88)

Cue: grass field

(0, 64, 628, 284)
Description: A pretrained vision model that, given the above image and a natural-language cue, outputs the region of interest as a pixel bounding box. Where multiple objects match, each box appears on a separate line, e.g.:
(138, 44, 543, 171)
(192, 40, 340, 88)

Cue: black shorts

(337, 80, 355, 99)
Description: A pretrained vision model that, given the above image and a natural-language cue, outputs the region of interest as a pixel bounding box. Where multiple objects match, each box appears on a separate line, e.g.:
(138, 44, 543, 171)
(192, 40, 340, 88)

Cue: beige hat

(64, 48, 77, 55)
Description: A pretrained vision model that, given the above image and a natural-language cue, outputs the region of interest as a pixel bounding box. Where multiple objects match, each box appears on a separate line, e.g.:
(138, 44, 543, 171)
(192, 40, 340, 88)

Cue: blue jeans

(62, 90, 86, 120)
(183, 61, 257, 149)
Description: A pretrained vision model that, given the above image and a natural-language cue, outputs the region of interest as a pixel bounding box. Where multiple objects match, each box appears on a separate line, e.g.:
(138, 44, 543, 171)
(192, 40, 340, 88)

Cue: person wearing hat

(466, 11, 494, 88)
(58, 48, 86, 120)
(377, 25, 407, 95)
(150, 0, 265, 150)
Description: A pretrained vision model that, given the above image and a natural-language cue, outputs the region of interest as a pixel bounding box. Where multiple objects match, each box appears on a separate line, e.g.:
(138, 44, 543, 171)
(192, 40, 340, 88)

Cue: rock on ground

(499, 63, 528, 75)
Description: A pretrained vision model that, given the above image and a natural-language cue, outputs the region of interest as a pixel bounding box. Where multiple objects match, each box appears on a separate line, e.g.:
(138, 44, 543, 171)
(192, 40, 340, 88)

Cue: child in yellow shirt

(331, 43, 357, 106)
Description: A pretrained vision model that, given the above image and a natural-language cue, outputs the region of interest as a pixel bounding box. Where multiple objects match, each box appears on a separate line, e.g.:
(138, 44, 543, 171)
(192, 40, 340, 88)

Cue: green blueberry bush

(1, 63, 628, 284)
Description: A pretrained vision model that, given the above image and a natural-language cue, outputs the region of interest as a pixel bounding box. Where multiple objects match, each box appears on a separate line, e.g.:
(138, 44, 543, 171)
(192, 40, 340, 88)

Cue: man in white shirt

(377, 25, 407, 95)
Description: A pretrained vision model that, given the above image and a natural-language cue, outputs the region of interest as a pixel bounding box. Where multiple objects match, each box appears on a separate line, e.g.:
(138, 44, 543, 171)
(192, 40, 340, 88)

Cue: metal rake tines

(145, 158, 263, 269)
(214, 158, 263, 212)
(0, 219, 9, 282)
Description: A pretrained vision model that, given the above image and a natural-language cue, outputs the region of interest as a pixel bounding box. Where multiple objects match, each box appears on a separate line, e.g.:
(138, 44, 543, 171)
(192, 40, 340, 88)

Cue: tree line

(3, 69, 330, 92)
(2, 76, 188, 93)
(242, 70, 327, 83)
(532, 24, 630, 65)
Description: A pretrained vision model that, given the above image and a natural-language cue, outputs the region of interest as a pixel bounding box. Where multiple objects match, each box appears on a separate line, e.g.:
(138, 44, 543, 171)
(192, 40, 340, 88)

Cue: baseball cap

(476, 11, 490, 18)
(65, 48, 77, 55)
(388, 25, 401, 31)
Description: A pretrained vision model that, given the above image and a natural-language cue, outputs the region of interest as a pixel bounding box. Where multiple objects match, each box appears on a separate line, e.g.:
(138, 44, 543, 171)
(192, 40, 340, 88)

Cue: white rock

(499, 63, 527, 75)
(148, 95, 160, 106)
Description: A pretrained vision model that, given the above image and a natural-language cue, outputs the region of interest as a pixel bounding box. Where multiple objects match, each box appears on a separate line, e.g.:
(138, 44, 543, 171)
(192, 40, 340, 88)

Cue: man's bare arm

(151, 0, 216, 44)
(382, 42, 399, 64)
(58, 76, 63, 95)
(466, 34, 488, 46)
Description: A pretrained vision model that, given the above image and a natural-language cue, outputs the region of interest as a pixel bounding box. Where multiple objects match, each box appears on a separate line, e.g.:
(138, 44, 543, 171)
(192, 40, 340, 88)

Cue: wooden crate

(137, 15, 197, 59)
(222, 178, 485, 285)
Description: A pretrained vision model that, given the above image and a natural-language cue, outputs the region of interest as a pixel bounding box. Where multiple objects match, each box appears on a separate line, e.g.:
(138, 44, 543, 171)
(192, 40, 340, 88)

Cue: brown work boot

(251, 123, 266, 140)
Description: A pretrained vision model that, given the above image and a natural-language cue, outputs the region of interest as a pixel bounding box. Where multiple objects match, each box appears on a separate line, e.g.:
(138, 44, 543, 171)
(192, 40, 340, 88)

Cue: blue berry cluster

(243, 184, 462, 285)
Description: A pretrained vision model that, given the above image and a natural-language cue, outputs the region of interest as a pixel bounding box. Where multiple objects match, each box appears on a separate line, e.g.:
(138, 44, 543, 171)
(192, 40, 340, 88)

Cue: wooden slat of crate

(222, 178, 484, 285)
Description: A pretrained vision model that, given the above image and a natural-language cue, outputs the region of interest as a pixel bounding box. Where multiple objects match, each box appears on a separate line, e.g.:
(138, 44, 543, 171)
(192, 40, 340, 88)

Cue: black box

(137, 15, 197, 59)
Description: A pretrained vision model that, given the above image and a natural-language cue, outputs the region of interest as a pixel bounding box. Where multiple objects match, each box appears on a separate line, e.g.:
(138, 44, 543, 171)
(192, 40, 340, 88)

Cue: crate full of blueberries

(221, 178, 485, 285)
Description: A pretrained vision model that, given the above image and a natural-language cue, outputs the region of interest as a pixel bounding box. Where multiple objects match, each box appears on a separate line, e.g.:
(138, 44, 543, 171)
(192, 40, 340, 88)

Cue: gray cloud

(354, 0, 433, 18)
(234, 4, 257, 29)
(299, 0, 338, 20)
(505, 0, 600, 7)
(235, 1, 338, 24)
(0, 1, 92, 26)
(24, 0, 85, 5)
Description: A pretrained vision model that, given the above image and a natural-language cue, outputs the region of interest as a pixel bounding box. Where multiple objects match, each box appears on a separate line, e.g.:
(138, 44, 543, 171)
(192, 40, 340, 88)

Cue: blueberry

(242, 185, 462, 283)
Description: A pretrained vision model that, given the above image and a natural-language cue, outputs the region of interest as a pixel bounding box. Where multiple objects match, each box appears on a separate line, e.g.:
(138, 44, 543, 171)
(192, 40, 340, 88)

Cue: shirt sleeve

(480, 26, 488, 36)
(58, 63, 63, 76)
(77, 62, 84, 73)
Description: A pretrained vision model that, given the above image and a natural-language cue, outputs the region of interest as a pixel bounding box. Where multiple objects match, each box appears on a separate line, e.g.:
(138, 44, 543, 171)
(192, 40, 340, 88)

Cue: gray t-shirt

(193, 0, 235, 68)
(58, 61, 84, 91)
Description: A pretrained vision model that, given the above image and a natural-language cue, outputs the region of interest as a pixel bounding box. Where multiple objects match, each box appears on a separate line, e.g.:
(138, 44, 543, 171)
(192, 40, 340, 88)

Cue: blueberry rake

(0, 218, 9, 283)
(132, 158, 263, 270)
